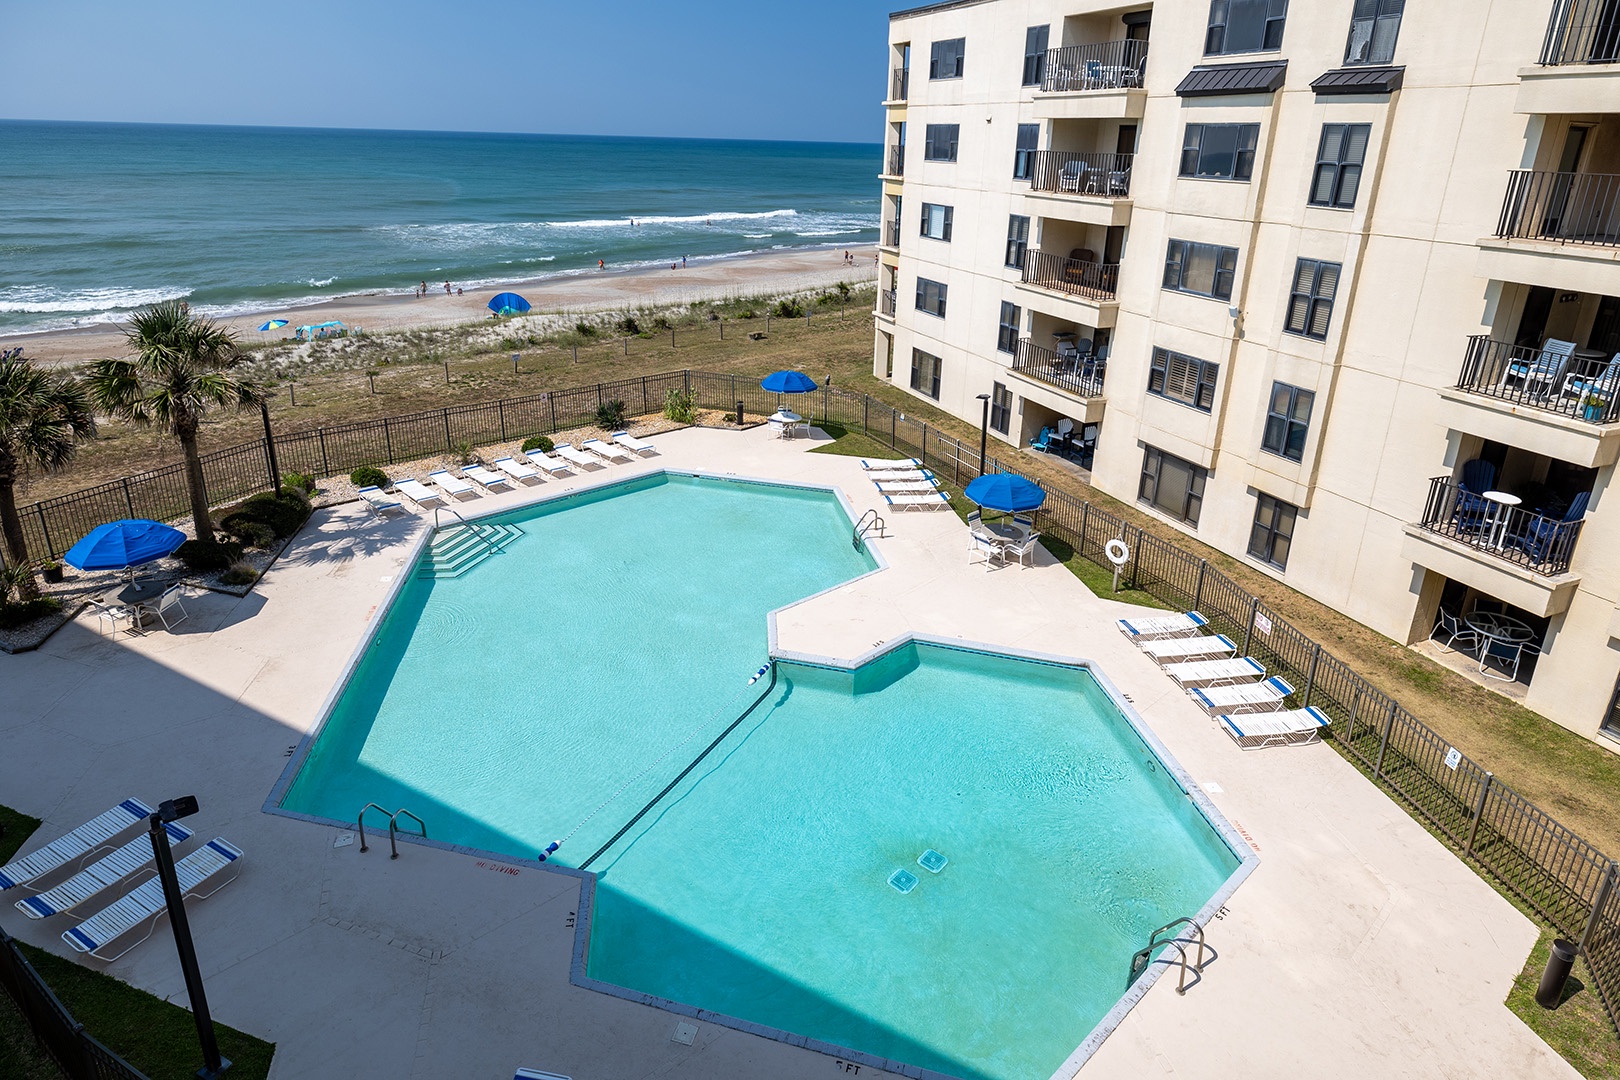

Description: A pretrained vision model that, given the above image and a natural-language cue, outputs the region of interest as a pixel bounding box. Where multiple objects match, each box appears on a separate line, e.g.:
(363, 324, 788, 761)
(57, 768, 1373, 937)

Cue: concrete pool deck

(0, 423, 1579, 1080)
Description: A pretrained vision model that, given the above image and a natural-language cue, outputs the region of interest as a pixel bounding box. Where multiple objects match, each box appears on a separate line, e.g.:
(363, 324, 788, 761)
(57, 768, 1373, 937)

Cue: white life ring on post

(1105, 539, 1130, 566)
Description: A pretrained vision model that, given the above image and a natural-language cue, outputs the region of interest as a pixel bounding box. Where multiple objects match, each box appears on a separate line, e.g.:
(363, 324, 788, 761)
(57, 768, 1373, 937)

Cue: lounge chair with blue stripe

(1165, 656, 1265, 688)
(16, 822, 191, 919)
(1117, 611, 1208, 642)
(62, 838, 243, 961)
(429, 470, 479, 500)
(555, 443, 605, 469)
(493, 456, 541, 484)
(582, 438, 634, 464)
(861, 457, 922, 472)
(873, 476, 940, 495)
(1219, 707, 1332, 749)
(1190, 676, 1294, 716)
(1139, 634, 1233, 664)
(357, 486, 406, 517)
(395, 478, 444, 509)
(462, 464, 514, 492)
(0, 799, 152, 893)
(884, 491, 951, 512)
(612, 431, 658, 456)
(523, 449, 574, 477)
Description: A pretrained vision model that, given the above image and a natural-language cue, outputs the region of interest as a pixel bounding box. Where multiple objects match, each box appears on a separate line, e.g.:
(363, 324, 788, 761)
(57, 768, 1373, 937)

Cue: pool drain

(888, 868, 919, 894)
(918, 849, 948, 873)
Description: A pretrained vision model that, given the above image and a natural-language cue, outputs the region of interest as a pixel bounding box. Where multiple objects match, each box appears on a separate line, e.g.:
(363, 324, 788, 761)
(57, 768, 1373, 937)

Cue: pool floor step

(417, 523, 524, 578)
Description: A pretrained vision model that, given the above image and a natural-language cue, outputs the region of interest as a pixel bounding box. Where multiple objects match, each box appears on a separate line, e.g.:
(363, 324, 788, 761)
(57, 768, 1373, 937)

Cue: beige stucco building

(873, 0, 1620, 744)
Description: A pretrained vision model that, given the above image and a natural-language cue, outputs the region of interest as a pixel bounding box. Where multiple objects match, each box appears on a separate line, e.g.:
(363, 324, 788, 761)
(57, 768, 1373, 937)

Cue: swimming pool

(275, 472, 1252, 1080)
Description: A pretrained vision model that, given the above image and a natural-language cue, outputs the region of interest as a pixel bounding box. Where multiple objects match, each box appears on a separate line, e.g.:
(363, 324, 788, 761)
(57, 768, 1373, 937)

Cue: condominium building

(873, 0, 1620, 745)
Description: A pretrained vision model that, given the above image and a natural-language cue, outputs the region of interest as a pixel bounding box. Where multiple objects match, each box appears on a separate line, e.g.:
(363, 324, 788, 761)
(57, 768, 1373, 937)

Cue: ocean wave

(542, 209, 798, 228)
(372, 209, 875, 249)
(0, 284, 191, 314)
(305, 277, 337, 288)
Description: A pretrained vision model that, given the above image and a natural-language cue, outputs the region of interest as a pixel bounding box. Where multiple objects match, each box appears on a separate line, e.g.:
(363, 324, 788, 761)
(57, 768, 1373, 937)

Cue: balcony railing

(1418, 476, 1585, 575)
(891, 68, 909, 101)
(1496, 169, 1620, 247)
(887, 145, 905, 177)
(1539, 0, 1620, 64)
(1039, 40, 1149, 93)
(878, 289, 897, 317)
(1028, 150, 1134, 198)
(884, 219, 901, 248)
(1455, 335, 1620, 423)
(1021, 250, 1120, 301)
(1012, 338, 1106, 398)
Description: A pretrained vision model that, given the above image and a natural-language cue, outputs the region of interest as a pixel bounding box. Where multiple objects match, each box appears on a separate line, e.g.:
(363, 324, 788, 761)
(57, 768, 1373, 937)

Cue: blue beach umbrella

(63, 519, 186, 572)
(963, 473, 1046, 514)
(760, 370, 817, 394)
(488, 292, 531, 316)
(258, 319, 289, 332)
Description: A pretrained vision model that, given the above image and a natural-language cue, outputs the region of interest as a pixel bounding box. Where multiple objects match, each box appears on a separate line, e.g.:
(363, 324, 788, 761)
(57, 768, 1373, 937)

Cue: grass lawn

(1506, 928, 1619, 1079)
(0, 807, 275, 1080)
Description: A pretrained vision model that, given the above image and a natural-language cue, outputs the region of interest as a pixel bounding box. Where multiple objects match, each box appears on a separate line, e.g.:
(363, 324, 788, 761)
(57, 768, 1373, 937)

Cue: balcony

(1416, 476, 1585, 575)
(1497, 169, 1620, 247)
(883, 219, 901, 249)
(1029, 150, 1133, 198)
(1019, 250, 1119, 302)
(877, 289, 897, 318)
(1012, 338, 1105, 398)
(886, 145, 905, 178)
(1539, 0, 1620, 64)
(889, 68, 909, 102)
(1034, 40, 1148, 120)
(1444, 335, 1620, 467)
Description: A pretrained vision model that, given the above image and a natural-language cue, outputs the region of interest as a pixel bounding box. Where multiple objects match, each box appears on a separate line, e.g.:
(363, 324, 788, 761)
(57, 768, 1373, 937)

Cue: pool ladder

(356, 803, 428, 860)
(1127, 916, 1207, 994)
(433, 506, 503, 555)
(853, 509, 885, 552)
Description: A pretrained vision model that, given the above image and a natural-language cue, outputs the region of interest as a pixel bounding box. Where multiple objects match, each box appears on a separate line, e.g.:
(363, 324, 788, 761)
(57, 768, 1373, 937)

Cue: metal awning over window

(1310, 66, 1404, 95)
(1175, 60, 1287, 98)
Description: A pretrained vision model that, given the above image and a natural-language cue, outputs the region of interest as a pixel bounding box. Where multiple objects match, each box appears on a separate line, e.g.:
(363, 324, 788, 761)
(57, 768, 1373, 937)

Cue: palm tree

(0, 350, 96, 596)
(86, 301, 262, 545)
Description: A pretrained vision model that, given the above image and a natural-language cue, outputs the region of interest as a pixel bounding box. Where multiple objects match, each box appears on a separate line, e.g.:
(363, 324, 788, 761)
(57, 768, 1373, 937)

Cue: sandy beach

(6, 246, 877, 366)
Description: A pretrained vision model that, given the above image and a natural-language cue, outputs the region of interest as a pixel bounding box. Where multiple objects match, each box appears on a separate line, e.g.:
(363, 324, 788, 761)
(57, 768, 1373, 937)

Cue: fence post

(383, 417, 394, 463)
(719, 318, 724, 340)
(862, 395, 869, 435)
(442, 409, 452, 452)
(318, 429, 330, 477)
(890, 409, 896, 448)
(498, 401, 508, 442)
(671, 327, 676, 349)
(1193, 561, 1207, 612)
(684, 370, 692, 400)
(623, 337, 628, 357)
(1241, 597, 1260, 658)
(121, 476, 136, 519)
(1302, 644, 1322, 709)
(641, 375, 649, 414)
(1579, 862, 1619, 954)
(1465, 772, 1494, 856)
(1373, 701, 1398, 781)
(36, 505, 55, 559)
(1079, 503, 1090, 553)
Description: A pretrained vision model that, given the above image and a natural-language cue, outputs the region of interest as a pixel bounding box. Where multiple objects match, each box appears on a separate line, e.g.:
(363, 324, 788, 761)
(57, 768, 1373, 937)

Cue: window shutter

(1286, 296, 1310, 335)
(1343, 126, 1370, 164)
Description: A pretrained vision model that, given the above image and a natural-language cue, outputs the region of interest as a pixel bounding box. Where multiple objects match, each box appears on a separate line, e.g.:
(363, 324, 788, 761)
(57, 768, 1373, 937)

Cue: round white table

(1481, 490, 1521, 550)
(768, 410, 804, 440)
(1464, 611, 1535, 678)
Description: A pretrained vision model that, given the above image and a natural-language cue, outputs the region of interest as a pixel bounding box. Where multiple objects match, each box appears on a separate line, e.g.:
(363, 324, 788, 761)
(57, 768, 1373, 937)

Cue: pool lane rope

(543, 662, 777, 868)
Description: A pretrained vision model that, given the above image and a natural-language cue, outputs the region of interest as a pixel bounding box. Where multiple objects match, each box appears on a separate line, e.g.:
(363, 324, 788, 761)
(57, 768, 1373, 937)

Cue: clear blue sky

(0, 0, 892, 143)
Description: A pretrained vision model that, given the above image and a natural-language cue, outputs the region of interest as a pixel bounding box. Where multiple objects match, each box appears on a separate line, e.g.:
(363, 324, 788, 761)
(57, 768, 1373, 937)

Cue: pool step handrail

(432, 506, 503, 556)
(1127, 916, 1207, 994)
(356, 803, 429, 860)
(854, 509, 886, 552)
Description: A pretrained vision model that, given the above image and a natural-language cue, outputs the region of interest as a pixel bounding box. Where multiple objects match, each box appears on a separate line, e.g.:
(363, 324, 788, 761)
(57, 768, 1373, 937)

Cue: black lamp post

(976, 393, 991, 476)
(148, 796, 230, 1079)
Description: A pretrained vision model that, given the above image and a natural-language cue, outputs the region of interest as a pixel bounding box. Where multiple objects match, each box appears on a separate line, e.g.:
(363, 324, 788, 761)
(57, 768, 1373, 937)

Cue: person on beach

(598, 259, 605, 271)
(444, 281, 452, 295)
(681, 255, 687, 268)
(420, 280, 428, 298)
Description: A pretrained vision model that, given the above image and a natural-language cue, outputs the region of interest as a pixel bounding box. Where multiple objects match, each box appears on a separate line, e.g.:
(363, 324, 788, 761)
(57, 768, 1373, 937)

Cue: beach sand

(7, 246, 878, 366)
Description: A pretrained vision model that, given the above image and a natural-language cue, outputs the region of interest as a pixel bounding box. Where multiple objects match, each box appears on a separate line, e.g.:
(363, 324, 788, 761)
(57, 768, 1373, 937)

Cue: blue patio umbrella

(488, 292, 531, 316)
(963, 473, 1046, 514)
(760, 370, 817, 394)
(63, 519, 186, 572)
(258, 319, 289, 332)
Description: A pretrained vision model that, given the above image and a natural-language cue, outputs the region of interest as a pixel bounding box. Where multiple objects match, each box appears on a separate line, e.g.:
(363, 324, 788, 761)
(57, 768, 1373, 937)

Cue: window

(1345, 0, 1403, 65)
(1285, 260, 1341, 340)
(930, 38, 965, 79)
(1205, 0, 1288, 55)
(1163, 240, 1238, 301)
(1179, 124, 1259, 181)
(910, 349, 942, 399)
(915, 277, 948, 318)
(1148, 348, 1219, 412)
(1261, 383, 1315, 461)
(1005, 215, 1030, 269)
(990, 382, 1012, 434)
(924, 124, 960, 162)
(1309, 124, 1369, 209)
(1248, 493, 1298, 569)
(1022, 26, 1049, 86)
(1013, 123, 1039, 180)
(920, 203, 953, 241)
(1139, 447, 1208, 526)
(996, 301, 1020, 354)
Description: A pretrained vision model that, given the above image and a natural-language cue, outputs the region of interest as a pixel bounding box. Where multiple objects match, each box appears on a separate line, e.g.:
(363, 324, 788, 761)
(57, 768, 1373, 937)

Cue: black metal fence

(891, 67, 909, 101)
(1417, 475, 1584, 575)
(887, 145, 905, 177)
(1028, 150, 1134, 198)
(1013, 338, 1106, 399)
(1540, 0, 1620, 64)
(0, 928, 148, 1080)
(1497, 169, 1620, 247)
(1455, 335, 1620, 423)
(1040, 39, 1149, 92)
(878, 290, 897, 317)
(1021, 250, 1120, 301)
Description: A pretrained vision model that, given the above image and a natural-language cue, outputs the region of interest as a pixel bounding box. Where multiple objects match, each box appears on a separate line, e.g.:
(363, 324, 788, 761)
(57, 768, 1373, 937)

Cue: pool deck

(0, 423, 1579, 1080)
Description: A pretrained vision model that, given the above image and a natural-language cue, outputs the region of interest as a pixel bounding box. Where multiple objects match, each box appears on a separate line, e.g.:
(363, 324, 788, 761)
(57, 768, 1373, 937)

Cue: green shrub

(616, 314, 641, 336)
(282, 471, 318, 495)
(739, 309, 756, 319)
(452, 438, 475, 465)
(574, 321, 598, 337)
(0, 596, 61, 629)
(220, 561, 261, 586)
(175, 539, 243, 571)
(664, 388, 697, 425)
(521, 434, 555, 454)
(229, 488, 312, 539)
(772, 298, 805, 319)
(595, 399, 627, 430)
(651, 314, 671, 331)
(350, 465, 390, 489)
(221, 519, 276, 549)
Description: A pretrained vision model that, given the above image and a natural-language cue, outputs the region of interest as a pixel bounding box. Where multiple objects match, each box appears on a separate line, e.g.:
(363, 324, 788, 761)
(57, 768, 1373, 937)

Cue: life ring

(1105, 538, 1130, 566)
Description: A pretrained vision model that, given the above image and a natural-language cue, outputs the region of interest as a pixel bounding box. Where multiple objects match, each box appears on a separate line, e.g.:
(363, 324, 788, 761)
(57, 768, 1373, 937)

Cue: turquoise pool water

(281, 472, 1243, 1080)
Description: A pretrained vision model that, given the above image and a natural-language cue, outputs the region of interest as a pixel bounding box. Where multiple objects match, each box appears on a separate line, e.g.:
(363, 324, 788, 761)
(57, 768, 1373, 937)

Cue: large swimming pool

(278, 472, 1249, 1080)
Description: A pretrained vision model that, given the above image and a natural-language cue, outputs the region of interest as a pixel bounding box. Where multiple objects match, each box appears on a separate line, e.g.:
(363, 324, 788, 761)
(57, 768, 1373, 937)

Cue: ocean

(0, 120, 881, 335)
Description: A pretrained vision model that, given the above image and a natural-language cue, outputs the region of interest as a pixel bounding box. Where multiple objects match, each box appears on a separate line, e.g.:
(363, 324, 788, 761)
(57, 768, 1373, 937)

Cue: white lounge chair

(884, 491, 950, 512)
(611, 431, 657, 456)
(861, 457, 921, 472)
(581, 438, 633, 464)
(1139, 634, 1235, 664)
(357, 485, 406, 516)
(62, 837, 242, 961)
(554, 443, 604, 469)
(1219, 707, 1332, 750)
(1189, 676, 1294, 716)
(395, 478, 444, 508)
(493, 456, 540, 484)
(873, 477, 940, 494)
(524, 450, 574, 477)
(462, 464, 513, 492)
(1164, 656, 1265, 688)
(0, 799, 153, 892)
(1117, 611, 1209, 642)
(149, 584, 188, 632)
(428, 470, 478, 500)
(17, 822, 191, 919)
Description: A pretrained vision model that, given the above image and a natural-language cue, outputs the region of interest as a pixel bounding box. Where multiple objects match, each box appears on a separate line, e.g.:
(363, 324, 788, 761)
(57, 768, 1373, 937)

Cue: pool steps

(417, 522, 525, 578)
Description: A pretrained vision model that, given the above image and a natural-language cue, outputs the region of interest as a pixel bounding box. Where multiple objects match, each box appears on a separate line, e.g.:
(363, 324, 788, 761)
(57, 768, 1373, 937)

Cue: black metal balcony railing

(1418, 476, 1585, 575)
(1456, 335, 1620, 423)
(1020, 250, 1120, 301)
(887, 145, 905, 177)
(1012, 338, 1106, 398)
(1496, 169, 1620, 247)
(1039, 40, 1149, 93)
(884, 219, 901, 248)
(1539, 0, 1620, 64)
(1028, 150, 1134, 198)
(891, 67, 910, 101)
(878, 289, 897, 317)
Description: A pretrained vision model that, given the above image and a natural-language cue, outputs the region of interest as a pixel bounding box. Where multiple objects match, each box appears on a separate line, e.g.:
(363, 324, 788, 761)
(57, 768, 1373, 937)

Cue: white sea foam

(0, 284, 191, 315)
(543, 209, 798, 228)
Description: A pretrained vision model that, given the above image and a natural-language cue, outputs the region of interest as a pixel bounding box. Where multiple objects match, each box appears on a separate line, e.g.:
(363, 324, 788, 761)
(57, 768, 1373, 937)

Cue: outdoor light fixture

(148, 795, 230, 1078)
(976, 393, 992, 475)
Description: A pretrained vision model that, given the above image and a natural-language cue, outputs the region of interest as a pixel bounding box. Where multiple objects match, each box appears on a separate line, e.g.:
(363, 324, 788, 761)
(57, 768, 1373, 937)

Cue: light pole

(976, 393, 991, 476)
(148, 796, 230, 1079)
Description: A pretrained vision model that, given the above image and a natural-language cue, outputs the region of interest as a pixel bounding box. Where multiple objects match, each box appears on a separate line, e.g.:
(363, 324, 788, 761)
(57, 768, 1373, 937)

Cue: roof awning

(1175, 60, 1287, 98)
(1310, 66, 1405, 95)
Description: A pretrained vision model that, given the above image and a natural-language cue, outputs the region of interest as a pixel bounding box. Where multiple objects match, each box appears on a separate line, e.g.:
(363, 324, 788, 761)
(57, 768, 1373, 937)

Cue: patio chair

(1451, 458, 1496, 533)
(554, 443, 605, 469)
(523, 449, 574, 477)
(581, 438, 633, 464)
(357, 485, 406, 516)
(17, 822, 191, 919)
(1001, 531, 1041, 568)
(1058, 159, 1087, 193)
(1030, 427, 1057, 453)
(611, 431, 658, 456)
(394, 478, 444, 509)
(861, 457, 922, 472)
(1562, 355, 1620, 409)
(884, 491, 951, 512)
(1139, 634, 1235, 664)
(969, 532, 1004, 570)
(1218, 707, 1332, 750)
(492, 457, 540, 484)
(0, 799, 153, 892)
(1479, 639, 1536, 682)
(1511, 490, 1589, 564)
(1428, 609, 1479, 654)
(1503, 338, 1575, 396)
(1165, 656, 1265, 688)
(873, 477, 940, 494)
(462, 464, 513, 492)
(88, 598, 134, 636)
(1116, 611, 1209, 642)
(428, 470, 478, 500)
(1189, 676, 1295, 716)
(149, 585, 188, 632)
(62, 837, 242, 961)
